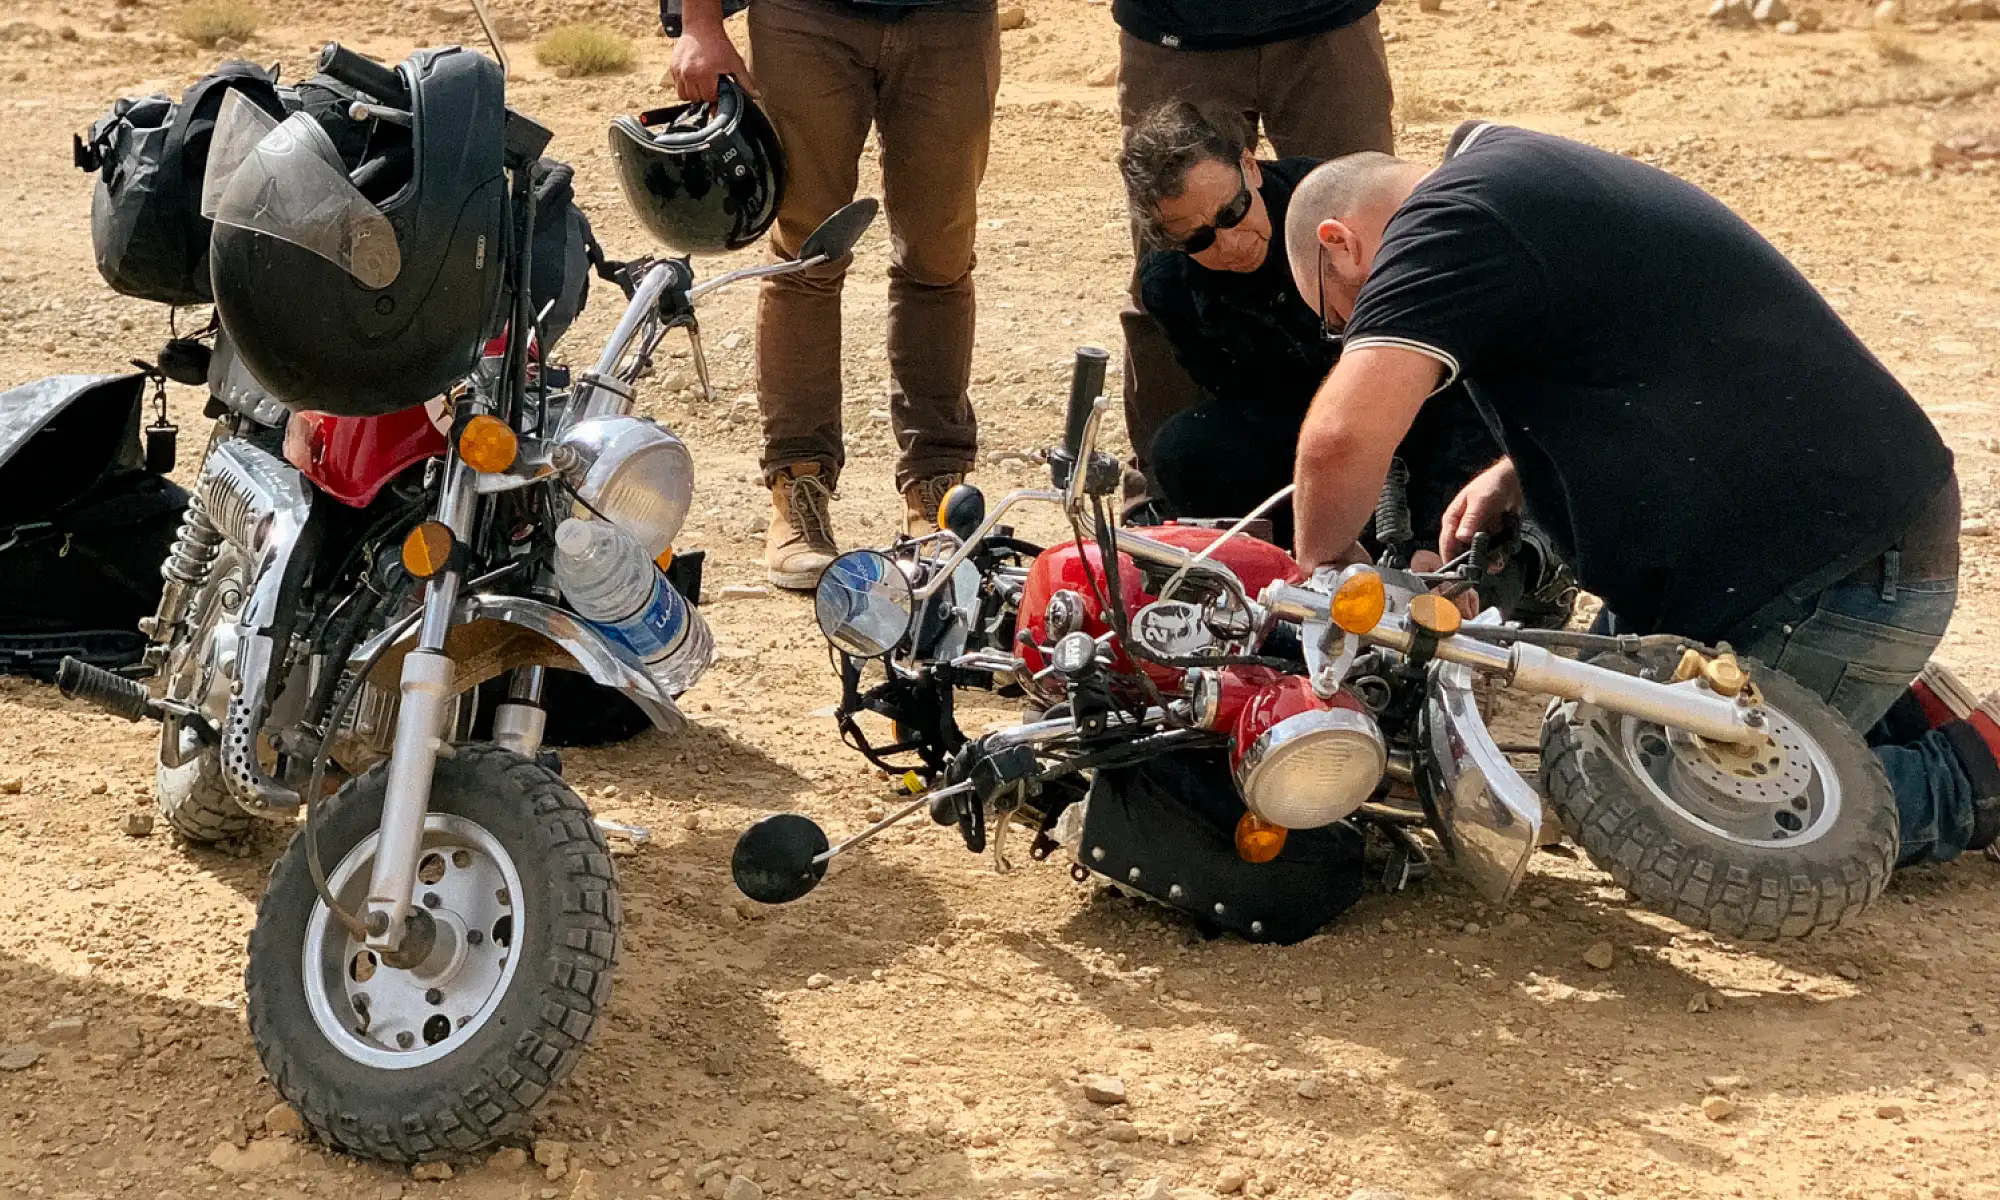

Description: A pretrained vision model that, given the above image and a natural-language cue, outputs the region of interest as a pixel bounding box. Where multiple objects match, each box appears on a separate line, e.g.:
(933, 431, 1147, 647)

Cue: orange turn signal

(401, 520, 455, 580)
(1407, 592, 1463, 637)
(457, 413, 518, 474)
(1235, 811, 1289, 864)
(1330, 566, 1388, 635)
(655, 546, 675, 572)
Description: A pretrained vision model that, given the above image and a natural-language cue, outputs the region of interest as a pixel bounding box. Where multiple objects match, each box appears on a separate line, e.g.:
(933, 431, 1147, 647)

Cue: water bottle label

(596, 574, 689, 663)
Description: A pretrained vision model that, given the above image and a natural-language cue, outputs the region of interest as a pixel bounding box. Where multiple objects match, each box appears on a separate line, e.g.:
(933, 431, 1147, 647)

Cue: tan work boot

(765, 464, 838, 591)
(902, 473, 964, 539)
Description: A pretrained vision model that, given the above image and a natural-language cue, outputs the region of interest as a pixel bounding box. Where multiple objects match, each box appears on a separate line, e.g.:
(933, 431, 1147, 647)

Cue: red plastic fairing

(284, 406, 447, 509)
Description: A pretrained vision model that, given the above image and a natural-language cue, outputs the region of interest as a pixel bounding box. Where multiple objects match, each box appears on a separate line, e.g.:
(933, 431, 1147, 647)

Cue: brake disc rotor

(1620, 704, 1843, 848)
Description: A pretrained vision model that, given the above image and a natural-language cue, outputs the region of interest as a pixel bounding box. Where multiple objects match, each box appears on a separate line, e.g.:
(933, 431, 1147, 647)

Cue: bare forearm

(1294, 429, 1398, 569)
(1288, 346, 1444, 570)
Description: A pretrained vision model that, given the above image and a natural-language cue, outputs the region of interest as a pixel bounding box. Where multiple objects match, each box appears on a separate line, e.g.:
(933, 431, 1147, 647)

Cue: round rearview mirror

(815, 549, 917, 659)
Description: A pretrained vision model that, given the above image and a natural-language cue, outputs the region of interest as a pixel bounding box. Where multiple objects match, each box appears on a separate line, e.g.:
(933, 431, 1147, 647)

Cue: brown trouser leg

(748, 0, 997, 490)
(1115, 14, 1396, 498)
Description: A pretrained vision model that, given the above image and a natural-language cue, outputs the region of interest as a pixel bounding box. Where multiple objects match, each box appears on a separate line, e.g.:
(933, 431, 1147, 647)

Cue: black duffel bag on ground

(75, 61, 287, 306)
(0, 373, 187, 680)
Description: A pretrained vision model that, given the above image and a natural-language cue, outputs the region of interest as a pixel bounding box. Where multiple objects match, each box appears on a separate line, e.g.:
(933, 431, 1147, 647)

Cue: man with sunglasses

(1111, 0, 1396, 518)
(1121, 103, 1506, 574)
(1283, 122, 1998, 871)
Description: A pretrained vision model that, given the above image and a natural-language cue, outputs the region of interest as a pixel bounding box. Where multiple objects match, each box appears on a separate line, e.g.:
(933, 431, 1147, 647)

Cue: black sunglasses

(1316, 241, 1345, 344)
(1167, 162, 1253, 255)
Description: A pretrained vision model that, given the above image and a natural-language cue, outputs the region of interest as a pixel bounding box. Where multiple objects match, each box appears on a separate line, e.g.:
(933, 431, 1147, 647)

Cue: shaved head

(1285, 153, 1428, 323)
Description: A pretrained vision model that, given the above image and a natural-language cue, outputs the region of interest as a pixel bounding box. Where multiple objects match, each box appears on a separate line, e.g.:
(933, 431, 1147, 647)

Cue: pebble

(1705, 1074, 1750, 1092)
(1876, 1103, 1906, 1120)
(717, 584, 773, 602)
(0, 778, 21, 794)
(1136, 1182, 1173, 1200)
(120, 810, 154, 837)
(1582, 942, 1615, 970)
(1295, 1077, 1323, 1100)
(723, 1176, 764, 1200)
(1527, 895, 1551, 910)
(411, 1162, 453, 1181)
(1707, 0, 1756, 26)
(41, 1016, 87, 1043)
(1836, 963, 1863, 981)
(1082, 1075, 1127, 1106)
(1961, 519, 1991, 537)
(262, 1103, 305, 1138)
(998, 4, 1027, 29)
(1104, 1120, 1142, 1142)
(0, 1043, 44, 1071)
(805, 972, 834, 990)
(1751, 0, 1790, 22)
(1874, 0, 1903, 24)
(1482, 1128, 1502, 1146)
(1350, 1192, 1408, 1200)
(569, 1167, 600, 1200)
(1701, 1095, 1737, 1121)
(1216, 1164, 1250, 1194)
(535, 1139, 570, 1174)
(1418, 0, 1443, 11)
(1687, 991, 1717, 1014)
(489, 1147, 530, 1170)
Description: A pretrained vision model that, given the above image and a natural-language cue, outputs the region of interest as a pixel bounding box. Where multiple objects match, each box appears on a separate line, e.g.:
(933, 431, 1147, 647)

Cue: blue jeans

(1729, 575, 1982, 868)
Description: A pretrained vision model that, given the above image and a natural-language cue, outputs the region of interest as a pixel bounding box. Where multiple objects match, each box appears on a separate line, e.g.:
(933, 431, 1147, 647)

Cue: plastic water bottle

(552, 518, 711, 695)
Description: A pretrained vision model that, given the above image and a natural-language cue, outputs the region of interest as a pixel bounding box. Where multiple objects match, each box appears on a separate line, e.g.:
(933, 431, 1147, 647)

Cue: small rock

(1701, 1095, 1737, 1121)
(716, 584, 772, 602)
(1687, 991, 1716, 1014)
(805, 972, 834, 990)
(1216, 1164, 1250, 1194)
(1874, 0, 1903, 25)
(1527, 895, 1551, 910)
(1707, 0, 1756, 27)
(1836, 963, 1863, 981)
(1582, 942, 1615, 970)
(411, 1162, 453, 1181)
(1704, 1074, 1750, 1092)
(262, 1103, 305, 1138)
(1751, 0, 1789, 22)
(1418, 0, 1443, 10)
(1350, 1192, 1408, 1200)
(209, 1139, 297, 1173)
(1952, 0, 2000, 17)
(1795, 6, 1823, 28)
(1136, 1182, 1174, 1200)
(535, 1140, 570, 1173)
(0, 778, 22, 794)
(1295, 1077, 1323, 1100)
(1876, 1103, 1906, 1120)
(1482, 1128, 1502, 1146)
(1503, 912, 1530, 929)
(107, 13, 128, 31)
(120, 810, 154, 837)
(1961, 518, 1991, 537)
(0, 1043, 44, 1071)
(569, 1167, 600, 1200)
(1081, 1075, 1127, 1106)
(998, 4, 1027, 29)
(1104, 1120, 1142, 1142)
(41, 1016, 87, 1043)
(723, 1176, 763, 1200)
(489, 1147, 530, 1170)
(1775, 18, 1801, 32)
(1569, 19, 1613, 34)
(1086, 62, 1117, 87)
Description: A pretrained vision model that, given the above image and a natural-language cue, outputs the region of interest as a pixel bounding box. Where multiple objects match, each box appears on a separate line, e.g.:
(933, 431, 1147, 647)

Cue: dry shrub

(174, 0, 259, 46)
(1396, 72, 1464, 124)
(535, 24, 636, 77)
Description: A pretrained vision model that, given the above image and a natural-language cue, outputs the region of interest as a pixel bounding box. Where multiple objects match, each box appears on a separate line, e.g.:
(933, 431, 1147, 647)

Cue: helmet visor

(202, 94, 401, 289)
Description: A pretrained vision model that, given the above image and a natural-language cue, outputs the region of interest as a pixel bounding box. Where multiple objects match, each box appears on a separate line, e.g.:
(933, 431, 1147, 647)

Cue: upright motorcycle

(55, 25, 882, 1160)
(735, 346, 1899, 946)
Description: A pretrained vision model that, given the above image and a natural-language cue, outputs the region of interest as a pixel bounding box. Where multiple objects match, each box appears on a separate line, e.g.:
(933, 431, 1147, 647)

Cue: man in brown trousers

(1112, 0, 1396, 513)
(672, 0, 999, 589)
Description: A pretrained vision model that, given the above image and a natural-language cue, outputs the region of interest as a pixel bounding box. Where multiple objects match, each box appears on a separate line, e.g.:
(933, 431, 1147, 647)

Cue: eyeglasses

(1317, 241, 1344, 344)
(1166, 162, 1253, 255)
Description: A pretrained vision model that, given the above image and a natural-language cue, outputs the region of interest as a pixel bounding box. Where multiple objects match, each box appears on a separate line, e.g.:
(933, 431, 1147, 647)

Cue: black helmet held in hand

(609, 76, 783, 254)
(208, 46, 509, 418)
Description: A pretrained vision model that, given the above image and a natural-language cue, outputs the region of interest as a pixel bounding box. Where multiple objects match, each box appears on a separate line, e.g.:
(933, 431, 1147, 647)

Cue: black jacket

(1114, 0, 1378, 50)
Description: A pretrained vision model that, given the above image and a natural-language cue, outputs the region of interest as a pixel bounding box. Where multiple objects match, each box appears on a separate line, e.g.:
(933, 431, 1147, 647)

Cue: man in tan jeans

(1111, 0, 1396, 515)
(672, 0, 1000, 590)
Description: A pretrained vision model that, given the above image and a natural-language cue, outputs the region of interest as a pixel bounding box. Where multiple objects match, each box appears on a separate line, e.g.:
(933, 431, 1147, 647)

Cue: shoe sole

(768, 564, 827, 592)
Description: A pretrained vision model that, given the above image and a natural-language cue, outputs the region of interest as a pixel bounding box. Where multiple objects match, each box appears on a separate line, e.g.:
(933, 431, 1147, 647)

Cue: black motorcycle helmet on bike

(207, 47, 509, 418)
(608, 76, 783, 253)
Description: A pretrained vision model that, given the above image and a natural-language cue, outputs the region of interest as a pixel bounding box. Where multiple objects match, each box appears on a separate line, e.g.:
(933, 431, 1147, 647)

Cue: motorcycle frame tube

(1261, 585, 1762, 746)
(364, 449, 480, 950)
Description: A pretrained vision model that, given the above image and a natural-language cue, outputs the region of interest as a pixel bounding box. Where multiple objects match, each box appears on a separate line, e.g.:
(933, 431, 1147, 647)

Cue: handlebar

(318, 42, 411, 109)
(1061, 346, 1109, 462)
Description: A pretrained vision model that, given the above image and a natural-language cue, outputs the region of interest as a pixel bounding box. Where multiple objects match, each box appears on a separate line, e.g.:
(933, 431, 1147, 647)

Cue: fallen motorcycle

(734, 345, 1899, 945)
(50, 19, 879, 1160)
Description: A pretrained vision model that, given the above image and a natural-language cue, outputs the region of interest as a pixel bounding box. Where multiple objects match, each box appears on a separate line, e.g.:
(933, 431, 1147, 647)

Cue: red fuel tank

(283, 404, 448, 509)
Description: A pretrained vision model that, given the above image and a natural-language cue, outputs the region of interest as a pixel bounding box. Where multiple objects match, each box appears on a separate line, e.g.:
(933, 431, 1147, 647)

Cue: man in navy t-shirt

(1282, 122, 1996, 870)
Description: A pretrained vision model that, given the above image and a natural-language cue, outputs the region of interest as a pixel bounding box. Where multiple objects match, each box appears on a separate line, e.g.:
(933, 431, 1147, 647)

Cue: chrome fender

(349, 594, 688, 739)
(1421, 625, 1543, 904)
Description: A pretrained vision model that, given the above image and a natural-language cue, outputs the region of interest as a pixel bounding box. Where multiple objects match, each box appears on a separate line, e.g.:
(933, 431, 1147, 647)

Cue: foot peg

(56, 656, 153, 722)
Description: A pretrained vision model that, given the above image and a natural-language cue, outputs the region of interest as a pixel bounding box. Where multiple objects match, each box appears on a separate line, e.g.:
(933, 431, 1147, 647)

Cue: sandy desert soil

(3, 1, 2000, 1198)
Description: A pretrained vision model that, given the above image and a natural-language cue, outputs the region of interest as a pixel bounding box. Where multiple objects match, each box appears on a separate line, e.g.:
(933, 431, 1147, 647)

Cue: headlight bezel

(1233, 705, 1386, 829)
(556, 415, 695, 561)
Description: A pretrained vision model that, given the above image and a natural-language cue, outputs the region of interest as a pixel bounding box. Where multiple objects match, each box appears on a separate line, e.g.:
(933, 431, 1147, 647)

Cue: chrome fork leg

(363, 455, 477, 952)
(492, 665, 548, 758)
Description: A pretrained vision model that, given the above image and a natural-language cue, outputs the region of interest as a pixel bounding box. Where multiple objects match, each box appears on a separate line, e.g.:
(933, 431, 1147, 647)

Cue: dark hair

(1121, 101, 1249, 248)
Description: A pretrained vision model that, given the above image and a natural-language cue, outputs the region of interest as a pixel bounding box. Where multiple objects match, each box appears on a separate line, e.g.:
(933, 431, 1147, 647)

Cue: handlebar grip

(1061, 346, 1110, 460)
(318, 42, 411, 108)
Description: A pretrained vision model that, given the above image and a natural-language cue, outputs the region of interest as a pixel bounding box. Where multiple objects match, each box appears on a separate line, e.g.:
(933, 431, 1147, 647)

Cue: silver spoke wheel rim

(303, 813, 525, 1070)
(1617, 705, 1843, 849)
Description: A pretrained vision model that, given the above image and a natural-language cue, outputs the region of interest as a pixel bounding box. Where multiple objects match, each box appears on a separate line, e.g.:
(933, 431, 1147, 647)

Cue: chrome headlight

(1234, 698, 1386, 829)
(555, 416, 694, 560)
